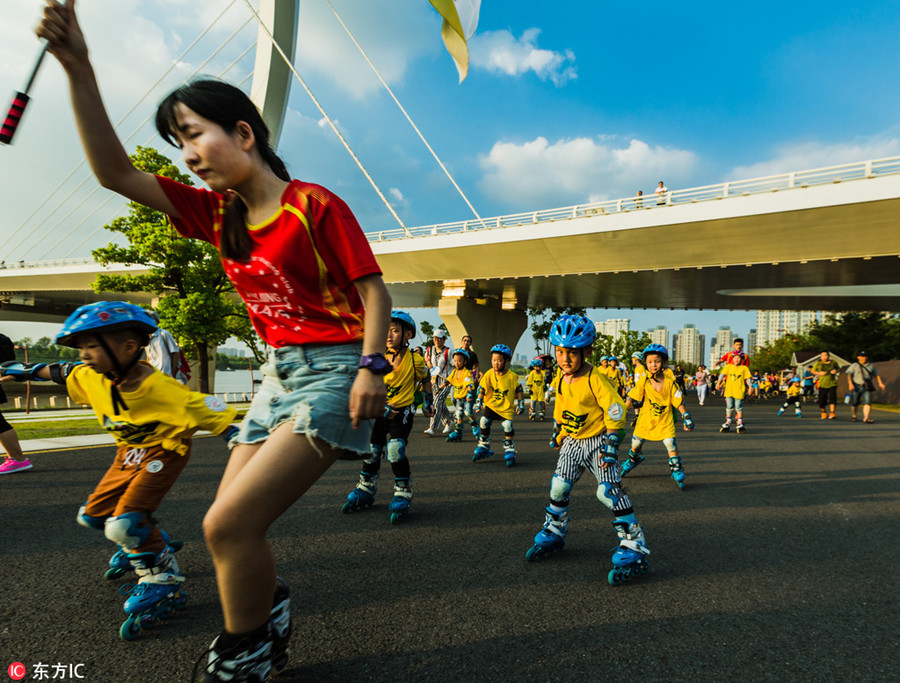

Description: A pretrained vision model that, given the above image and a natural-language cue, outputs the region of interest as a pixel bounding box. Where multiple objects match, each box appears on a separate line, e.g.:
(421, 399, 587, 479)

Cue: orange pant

(81, 442, 190, 555)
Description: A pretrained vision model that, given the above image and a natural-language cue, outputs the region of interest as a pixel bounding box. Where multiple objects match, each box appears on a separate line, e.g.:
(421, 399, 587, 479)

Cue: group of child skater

(0, 3, 775, 680)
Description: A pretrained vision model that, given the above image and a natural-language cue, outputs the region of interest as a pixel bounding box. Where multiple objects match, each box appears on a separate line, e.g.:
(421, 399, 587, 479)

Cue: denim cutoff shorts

(233, 343, 373, 457)
(725, 396, 745, 412)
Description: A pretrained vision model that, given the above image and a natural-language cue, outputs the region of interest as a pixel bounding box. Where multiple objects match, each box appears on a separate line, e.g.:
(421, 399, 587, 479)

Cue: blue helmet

(790, 376, 800, 383)
(549, 314, 596, 349)
(631, 351, 644, 360)
(56, 301, 157, 348)
(452, 348, 470, 360)
(490, 343, 512, 360)
(390, 310, 416, 335)
(642, 343, 669, 362)
(600, 356, 609, 362)
(530, 357, 544, 368)
(608, 356, 618, 363)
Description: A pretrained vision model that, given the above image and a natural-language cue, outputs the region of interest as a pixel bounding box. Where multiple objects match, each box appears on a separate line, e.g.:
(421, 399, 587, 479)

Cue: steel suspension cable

(2, 0, 245, 257)
(239, 0, 410, 236)
(325, 0, 487, 229)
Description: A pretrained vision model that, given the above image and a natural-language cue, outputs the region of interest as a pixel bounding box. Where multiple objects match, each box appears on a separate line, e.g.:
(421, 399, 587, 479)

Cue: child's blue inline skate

(668, 455, 685, 490)
(608, 517, 651, 586)
(106, 530, 183, 580)
(472, 436, 493, 462)
(388, 477, 412, 524)
(525, 507, 568, 561)
(341, 472, 378, 513)
(446, 425, 463, 442)
(270, 577, 291, 675)
(118, 548, 187, 640)
(619, 452, 644, 478)
(503, 438, 517, 467)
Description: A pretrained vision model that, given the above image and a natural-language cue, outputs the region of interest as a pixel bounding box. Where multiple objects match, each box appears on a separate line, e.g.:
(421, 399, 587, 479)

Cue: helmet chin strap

(94, 333, 143, 415)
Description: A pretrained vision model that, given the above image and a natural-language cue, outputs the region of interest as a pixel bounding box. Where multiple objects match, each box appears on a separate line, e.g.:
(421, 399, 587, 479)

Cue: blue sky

(2, 0, 898, 353)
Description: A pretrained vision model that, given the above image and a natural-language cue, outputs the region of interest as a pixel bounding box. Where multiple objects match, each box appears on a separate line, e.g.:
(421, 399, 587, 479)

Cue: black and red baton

(1, 1, 69, 145)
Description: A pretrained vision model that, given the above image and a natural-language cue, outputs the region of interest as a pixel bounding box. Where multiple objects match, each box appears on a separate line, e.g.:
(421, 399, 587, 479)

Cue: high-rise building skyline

(755, 310, 823, 349)
(673, 324, 704, 366)
(595, 318, 631, 337)
(649, 325, 668, 349)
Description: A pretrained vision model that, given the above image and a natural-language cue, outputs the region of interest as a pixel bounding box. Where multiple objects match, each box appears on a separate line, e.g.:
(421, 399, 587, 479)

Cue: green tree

(418, 321, 447, 348)
(91, 146, 262, 393)
(750, 333, 816, 373)
(528, 305, 587, 356)
(590, 329, 651, 366)
(809, 313, 900, 361)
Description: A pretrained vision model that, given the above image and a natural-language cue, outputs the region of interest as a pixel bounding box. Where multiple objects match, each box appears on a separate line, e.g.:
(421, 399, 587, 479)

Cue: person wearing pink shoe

(0, 382, 32, 475)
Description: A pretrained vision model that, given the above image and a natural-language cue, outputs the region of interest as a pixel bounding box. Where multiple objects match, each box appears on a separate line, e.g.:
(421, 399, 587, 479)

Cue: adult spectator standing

(0, 332, 31, 474)
(846, 351, 885, 423)
(811, 351, 841, 420)
(424, 329, 452, 436)
(145, 310, 186, 383)
(694, 365, 709, 406)
(655, 181, 668, 206)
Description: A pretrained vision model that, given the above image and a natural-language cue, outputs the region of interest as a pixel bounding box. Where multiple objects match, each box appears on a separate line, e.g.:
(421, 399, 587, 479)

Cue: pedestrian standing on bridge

(39, 2, 390, 678)
(655, 181, 668, 205)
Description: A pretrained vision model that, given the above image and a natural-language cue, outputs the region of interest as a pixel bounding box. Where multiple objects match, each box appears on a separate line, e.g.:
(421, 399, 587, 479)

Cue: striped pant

(429, 383, 452, 431)
(554, 433, 633, 515)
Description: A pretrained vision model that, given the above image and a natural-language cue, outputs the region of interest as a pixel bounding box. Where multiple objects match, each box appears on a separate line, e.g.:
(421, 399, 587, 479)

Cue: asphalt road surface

(2, 398, 898, 682)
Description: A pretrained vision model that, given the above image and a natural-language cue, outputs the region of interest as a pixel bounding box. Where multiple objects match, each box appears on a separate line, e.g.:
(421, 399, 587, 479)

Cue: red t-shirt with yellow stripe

(156, 176, 381, 347)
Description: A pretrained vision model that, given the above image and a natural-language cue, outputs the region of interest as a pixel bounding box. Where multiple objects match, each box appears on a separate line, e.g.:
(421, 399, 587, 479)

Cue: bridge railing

(367, 155, 900, 242)
(0, 256, 96, 270)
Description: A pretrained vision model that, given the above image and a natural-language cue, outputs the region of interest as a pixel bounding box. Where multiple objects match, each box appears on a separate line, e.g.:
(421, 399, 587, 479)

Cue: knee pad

(479, 416, 491, 432)
(597, 481, 624, 511)
(386, 438, 407, 464)
(76, 504, 106, 531)
(104, 512, 151, 550)
(549, 475, 573, 504)
(501, 419, 514, 436)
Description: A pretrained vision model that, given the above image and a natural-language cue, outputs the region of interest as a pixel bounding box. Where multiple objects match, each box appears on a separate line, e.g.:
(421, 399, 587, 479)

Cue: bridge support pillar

(438, 297, 528, 356)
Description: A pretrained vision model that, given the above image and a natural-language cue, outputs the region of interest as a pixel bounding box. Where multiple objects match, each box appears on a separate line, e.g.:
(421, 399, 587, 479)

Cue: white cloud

(293, 0, 438, 100)
(729, 137, 900, 180)
(478, 136, 698, 209)
(470, 29, 576, 85)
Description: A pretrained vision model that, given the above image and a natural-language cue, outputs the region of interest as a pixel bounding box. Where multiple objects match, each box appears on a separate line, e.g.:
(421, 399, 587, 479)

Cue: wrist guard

(682, 411, 694, 430)
(222, 425, 239, 444)
(0, 361, 48, 382)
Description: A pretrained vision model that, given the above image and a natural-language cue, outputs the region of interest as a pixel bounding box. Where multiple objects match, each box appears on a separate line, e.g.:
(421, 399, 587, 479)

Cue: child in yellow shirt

(620, 344, 694, 490)
(341, 311, 432, 523)
(445, 349, 475, 441)
(1, 302, 237, 639)
(716, 353, 752, 433)
(777, 377, 803, 418)
(525, 315, 651, 586)
(473, 344, 524, 467)
(526, 357, 547, 421)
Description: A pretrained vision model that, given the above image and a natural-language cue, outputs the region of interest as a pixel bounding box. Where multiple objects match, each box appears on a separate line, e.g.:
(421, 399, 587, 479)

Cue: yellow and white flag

(429, 0, 480, 82)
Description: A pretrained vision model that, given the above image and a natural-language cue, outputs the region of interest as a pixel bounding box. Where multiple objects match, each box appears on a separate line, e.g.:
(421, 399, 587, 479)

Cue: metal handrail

(366, 155, 900, 242)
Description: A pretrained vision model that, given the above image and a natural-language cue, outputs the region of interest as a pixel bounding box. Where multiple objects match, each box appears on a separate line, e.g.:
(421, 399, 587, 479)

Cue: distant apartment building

(709, 326, 735, 367)
(595, 318, 630, 337)
(648, 325, 668, 350)
(755, 310, 822, 349)
(747, 329, 758, 351)
(673, 324, 704, 366)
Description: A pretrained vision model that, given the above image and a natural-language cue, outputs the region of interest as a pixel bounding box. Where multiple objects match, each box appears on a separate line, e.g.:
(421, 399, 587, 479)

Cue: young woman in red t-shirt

(40, 3, 390, 679)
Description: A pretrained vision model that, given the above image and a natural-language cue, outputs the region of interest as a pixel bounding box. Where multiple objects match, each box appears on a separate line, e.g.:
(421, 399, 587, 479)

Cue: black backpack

(0, 333, 16, 362)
